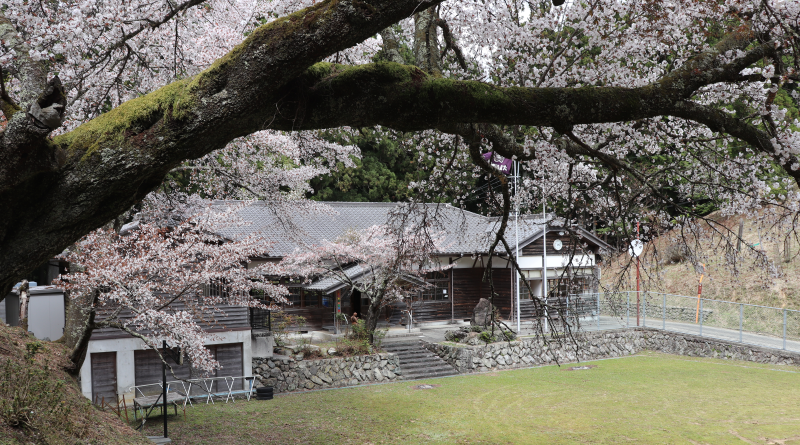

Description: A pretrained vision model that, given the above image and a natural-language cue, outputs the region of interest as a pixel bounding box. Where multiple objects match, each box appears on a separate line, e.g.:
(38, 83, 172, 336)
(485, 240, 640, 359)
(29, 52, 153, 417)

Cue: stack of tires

(256, 386, 273, 400)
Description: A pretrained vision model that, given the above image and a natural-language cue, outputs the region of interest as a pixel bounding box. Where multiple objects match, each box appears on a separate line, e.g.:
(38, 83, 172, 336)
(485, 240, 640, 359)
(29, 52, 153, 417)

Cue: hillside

(603, 210, 800, 311)
(0, 325, 149, 445)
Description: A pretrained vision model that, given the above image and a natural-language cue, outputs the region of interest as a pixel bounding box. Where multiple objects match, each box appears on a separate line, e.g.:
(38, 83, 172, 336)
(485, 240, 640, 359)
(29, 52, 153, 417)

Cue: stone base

(252, 353, 402, 393)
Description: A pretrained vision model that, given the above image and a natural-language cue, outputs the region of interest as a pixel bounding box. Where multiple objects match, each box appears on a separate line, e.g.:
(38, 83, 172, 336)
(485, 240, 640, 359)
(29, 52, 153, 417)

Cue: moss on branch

(54, 79, 195, 161)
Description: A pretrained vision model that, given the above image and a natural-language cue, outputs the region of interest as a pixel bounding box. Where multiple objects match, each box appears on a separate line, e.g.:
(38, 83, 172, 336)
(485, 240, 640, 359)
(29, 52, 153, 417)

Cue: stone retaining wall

(252, 353, 402, 393)
(600, 301, 712, 323)
(424, 328, 800, 373)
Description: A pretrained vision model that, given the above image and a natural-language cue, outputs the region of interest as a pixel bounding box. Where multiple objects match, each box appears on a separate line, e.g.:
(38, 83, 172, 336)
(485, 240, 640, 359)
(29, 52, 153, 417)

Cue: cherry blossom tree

(280, 224, 444, 342)
(55, 201, 287, 372)
(1, 0, 800, 312)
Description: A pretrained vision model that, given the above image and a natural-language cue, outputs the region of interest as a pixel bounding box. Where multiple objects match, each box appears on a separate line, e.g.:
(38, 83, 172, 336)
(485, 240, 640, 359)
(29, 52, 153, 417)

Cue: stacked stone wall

(252, 353, 401, 393)
(424, 328, 800, 373)
(599, 300, 712, 323)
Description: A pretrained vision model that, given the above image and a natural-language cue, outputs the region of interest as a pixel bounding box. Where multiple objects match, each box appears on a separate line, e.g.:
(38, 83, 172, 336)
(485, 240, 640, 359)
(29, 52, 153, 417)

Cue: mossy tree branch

(0, 3, 788, 304)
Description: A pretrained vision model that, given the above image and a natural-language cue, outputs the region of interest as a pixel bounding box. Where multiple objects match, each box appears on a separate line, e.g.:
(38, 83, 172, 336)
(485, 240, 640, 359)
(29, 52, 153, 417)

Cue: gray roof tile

(213, 201, 550, 257)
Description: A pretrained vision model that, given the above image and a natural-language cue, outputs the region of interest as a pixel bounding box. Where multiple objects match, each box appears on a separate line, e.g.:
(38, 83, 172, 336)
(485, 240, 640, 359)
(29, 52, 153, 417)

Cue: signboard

(482, 152, 512, 174)
(628, 239, 644, 257)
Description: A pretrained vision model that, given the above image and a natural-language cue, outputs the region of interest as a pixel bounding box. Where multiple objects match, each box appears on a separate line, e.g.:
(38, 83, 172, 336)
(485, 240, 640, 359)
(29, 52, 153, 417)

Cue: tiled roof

(213, 201, 551, 257)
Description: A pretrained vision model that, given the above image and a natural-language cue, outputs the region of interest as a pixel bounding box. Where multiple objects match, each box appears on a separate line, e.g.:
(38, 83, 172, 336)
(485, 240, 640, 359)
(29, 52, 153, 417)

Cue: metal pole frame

(663, 293, 666, 330)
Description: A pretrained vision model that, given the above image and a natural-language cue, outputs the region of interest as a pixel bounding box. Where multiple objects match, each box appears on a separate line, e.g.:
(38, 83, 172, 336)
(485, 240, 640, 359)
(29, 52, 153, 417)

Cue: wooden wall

(521, 232, 596, 256)
(91, 302, 251, 340)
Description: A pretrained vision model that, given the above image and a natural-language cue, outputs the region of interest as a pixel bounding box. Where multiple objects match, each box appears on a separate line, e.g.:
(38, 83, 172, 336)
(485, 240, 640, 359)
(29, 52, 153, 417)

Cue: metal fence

(574, 291, 800, 353)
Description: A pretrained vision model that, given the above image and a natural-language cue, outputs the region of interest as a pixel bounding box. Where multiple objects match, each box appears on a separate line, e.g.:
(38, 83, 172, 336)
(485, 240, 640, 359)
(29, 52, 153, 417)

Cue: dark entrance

(351, 289, 362, 319)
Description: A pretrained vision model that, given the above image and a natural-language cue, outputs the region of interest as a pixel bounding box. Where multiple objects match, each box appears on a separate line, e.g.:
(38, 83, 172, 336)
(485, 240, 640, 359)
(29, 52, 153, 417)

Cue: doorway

(351, 289, 362, 320)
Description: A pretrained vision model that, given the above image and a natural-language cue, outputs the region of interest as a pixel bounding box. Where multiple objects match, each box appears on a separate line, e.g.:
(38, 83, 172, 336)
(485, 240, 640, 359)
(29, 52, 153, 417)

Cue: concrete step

(400, 359, 455, 369)
(396, 355, 446, 365)
(386, 340, 459, 381)
(383, 344, 426, 353)
(403, 369, 460, 379)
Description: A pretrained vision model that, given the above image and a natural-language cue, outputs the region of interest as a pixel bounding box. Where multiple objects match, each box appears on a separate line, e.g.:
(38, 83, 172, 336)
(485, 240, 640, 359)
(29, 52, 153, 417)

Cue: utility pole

(514, 161, 521, 333)
(636, 222, 640, 327)
(162, 340, 168, 439)
(542, 194, 548, 333)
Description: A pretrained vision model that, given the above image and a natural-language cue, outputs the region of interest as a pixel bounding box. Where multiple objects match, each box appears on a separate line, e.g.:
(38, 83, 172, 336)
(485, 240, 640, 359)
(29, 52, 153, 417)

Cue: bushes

(272, 313, 307, 346)
(332, 319, 386, 356)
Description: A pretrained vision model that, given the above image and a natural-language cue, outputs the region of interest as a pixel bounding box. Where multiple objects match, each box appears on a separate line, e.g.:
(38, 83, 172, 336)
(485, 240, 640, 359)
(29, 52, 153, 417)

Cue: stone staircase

(383, 339, 459, 380)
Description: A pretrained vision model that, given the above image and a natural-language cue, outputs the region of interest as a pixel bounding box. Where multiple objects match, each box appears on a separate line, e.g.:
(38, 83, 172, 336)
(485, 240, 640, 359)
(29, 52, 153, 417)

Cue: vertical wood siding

(90, 352, 117, 403)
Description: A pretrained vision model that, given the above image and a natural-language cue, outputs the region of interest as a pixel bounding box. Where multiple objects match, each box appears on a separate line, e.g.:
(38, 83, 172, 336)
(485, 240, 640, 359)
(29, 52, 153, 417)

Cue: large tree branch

(670, 100, 800, 184)
(0, 7, 784, 302)
(0, 0, 448, 296)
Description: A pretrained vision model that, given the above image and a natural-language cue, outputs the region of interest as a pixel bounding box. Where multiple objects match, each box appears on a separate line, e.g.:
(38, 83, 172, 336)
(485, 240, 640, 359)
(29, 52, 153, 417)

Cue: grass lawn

(140, 352, 800, 444)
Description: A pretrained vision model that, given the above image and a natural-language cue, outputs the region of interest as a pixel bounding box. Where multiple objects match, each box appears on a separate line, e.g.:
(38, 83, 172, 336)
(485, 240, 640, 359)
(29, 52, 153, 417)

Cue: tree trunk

(363, 297, 382, 345)
(18, 280, 29, 332)
(413, 7, 441, 75)
(62, 289, 99, 373)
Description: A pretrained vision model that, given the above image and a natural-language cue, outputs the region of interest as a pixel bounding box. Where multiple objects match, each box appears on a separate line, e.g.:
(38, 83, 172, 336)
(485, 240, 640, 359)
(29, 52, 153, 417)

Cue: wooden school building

(218, 201, 610, 329)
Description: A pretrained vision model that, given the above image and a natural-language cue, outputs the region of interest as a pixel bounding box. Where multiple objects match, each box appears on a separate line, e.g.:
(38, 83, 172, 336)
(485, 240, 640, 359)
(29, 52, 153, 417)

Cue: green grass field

(140, 352, 800, 444)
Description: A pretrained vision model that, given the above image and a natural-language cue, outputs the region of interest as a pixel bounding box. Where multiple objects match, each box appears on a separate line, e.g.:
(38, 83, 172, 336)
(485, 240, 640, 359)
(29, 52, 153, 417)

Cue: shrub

(444, 330, 461, 342)
(663, 242, 690, 264)
(333, 319, 388, 355)
(272, 313, 307, 346)
(299, 345, 325, 360)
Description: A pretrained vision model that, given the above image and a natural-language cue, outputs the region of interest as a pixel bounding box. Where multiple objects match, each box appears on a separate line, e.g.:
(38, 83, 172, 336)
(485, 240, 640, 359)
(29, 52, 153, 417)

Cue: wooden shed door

(210, 343, 243, 391)
(91, 352, 117, 404)
(134, 349, 192, 395)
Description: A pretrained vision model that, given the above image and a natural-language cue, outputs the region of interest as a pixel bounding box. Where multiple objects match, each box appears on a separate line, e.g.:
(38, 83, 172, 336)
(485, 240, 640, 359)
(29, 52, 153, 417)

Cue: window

(518, 278, 538, 300)
(284, 289, 301, 308)
(421, 271, 450, 301)
(302, 290, 320, 308)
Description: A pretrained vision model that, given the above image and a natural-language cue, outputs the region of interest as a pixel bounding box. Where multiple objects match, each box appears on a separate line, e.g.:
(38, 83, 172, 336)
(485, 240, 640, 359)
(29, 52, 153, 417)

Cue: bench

(130, 383, 186, 429)
(174, 376, 256, 406)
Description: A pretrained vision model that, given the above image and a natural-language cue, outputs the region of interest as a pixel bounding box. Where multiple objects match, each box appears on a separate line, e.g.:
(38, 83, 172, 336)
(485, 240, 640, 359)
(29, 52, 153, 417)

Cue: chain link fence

(574, 291, 800, 353)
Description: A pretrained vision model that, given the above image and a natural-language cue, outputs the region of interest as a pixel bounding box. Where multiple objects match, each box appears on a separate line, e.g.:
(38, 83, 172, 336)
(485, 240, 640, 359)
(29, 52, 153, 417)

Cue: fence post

(596, 293, 600, 331)
(699, 298, 703, 337)
(739, 304, 743, 343)
(783, 308, 787, 350)
(626, 292, 630, 328)
(662, 293, 666, 330)
(642, 292, 647, 327)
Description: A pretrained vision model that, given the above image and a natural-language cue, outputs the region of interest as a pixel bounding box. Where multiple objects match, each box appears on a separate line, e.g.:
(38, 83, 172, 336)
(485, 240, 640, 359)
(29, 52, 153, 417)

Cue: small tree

(55, 202, 287, 373)
(281, 225, 444, 343)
